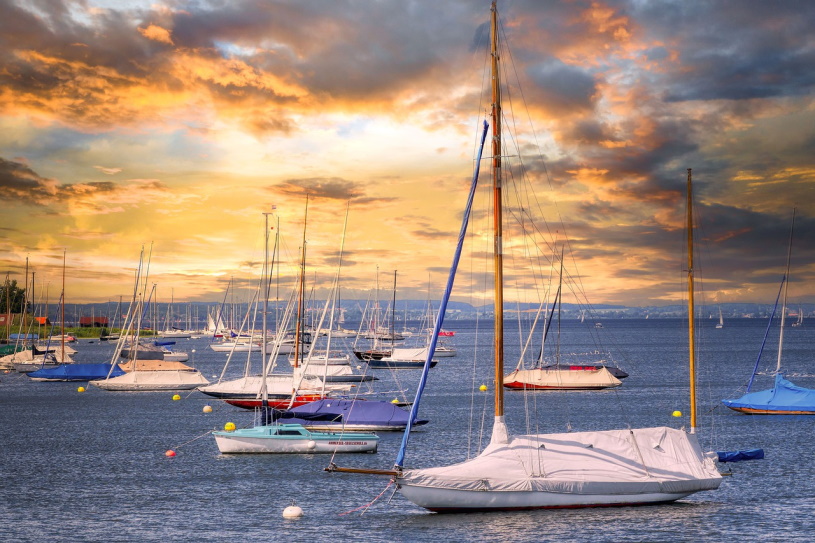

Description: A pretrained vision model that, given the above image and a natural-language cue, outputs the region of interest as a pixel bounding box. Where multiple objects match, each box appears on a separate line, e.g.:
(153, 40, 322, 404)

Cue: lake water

(2, 319, 814, 541)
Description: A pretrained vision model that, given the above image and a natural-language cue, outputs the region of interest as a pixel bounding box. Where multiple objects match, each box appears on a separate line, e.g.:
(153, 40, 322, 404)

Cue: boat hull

(503, 367, 622, 390)
(723, 406, 815, 415)
(224, 395, 326, 410)
(213, 424, 378, 454)
(396, 484, 696, 512)
(367, 359, 438, 370)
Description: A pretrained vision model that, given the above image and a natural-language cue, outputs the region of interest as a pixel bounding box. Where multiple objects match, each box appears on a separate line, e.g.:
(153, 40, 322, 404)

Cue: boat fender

(307, 440, 316, 450)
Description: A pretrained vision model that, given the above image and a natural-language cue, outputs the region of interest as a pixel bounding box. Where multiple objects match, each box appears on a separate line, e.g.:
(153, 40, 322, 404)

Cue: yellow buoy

(203, 405, 213, 413)
(672, 410, 682, 417)
(479, 384, 488, 392)
(172, 394, 181, 401)
(77, 386, 86, 393)
(224, 422, 236, 432)
(391, 398, 399, 404)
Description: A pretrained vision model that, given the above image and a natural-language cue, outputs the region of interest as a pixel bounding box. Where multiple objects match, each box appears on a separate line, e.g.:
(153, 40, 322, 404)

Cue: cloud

(139, 24, 174, 45)
(94, 166, 123, 175)
(270, 177, 365, 201)
(0, 156, 169, 214)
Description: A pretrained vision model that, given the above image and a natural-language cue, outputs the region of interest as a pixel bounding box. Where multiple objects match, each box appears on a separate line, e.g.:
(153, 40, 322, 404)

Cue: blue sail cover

(716, 449, 765, 463)
(269, 399, 428, 430)
(28, 363, 125, 382)
(722, 373, 815, 414)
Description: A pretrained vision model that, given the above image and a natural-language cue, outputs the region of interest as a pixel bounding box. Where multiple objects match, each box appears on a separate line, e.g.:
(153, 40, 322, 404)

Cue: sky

(1, 0, 814, 308)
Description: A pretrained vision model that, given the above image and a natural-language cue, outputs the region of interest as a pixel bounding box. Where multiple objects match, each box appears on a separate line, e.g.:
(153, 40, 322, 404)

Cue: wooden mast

(686, 169, 697, 432)
(490, 1, 505, 420)
(293, 196, 309, 373)
(61, 249, 66, 364)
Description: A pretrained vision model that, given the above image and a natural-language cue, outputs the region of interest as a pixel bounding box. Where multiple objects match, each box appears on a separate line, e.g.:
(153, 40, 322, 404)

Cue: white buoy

(307, 440, 317, 450)
(283, 504, 304, 519)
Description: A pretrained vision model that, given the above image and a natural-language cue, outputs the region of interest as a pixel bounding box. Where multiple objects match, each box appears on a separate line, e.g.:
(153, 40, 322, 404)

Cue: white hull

(289, 354, 350, 366)
(15, 361, 61, 373)
(213, 423, 378, 454)
(397, 484, 695, 512)
(163, 352, 189, 362)
(209, 342, 261, 352)
(159, 331, 192, 338)
(214, 434, 378, 454)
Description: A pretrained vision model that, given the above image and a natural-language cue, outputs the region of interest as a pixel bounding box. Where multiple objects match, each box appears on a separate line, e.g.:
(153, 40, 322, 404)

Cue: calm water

(2, 319, 814, 542)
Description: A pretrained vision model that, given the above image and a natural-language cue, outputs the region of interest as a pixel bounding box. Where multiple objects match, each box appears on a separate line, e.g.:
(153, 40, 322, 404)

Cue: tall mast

(61, 249, 66, 363)
(490, 1, 505, 421)
(261, 212, 273, 366)
(686, 169, 697, 432)
(776, 209, 796, 373)
(293, 196, 309, 371)
(23, 257, 28, 329)
(391, 270, 397, 350)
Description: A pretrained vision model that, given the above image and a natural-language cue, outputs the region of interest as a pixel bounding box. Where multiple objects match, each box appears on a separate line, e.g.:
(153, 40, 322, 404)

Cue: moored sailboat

(722, 210, 815, 414)
(328, 3, 725, 510)
(213, 423, 379, 454)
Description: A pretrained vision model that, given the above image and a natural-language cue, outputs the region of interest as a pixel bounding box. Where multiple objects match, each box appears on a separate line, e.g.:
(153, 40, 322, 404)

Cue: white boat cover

(400, 426, 722, 496)
(504, 367, 622, 389)
(90, 369, 209, 390)
(390, 347, 431, 361)
(118, 360, 195, 372)
(198, 373, 350, 397)
(2, 348, 75, 369)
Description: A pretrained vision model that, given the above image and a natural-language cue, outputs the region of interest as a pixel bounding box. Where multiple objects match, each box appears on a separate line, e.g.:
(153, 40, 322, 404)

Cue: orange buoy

(165, 450, 177, 457)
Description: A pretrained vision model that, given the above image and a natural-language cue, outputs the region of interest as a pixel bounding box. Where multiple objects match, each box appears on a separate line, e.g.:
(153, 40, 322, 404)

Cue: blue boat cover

(28, 363, 125, 381)
(716, 449, 765, 463)
(153, 340, 176, 346)
(722, 374, 815, 413)
(10, 333, 39, 340)
(264, 399, 428, 429)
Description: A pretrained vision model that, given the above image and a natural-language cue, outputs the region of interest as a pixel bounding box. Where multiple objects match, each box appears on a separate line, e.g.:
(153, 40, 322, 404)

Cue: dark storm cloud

(525, 59, 597, 113)
(631, 1, 815, 102)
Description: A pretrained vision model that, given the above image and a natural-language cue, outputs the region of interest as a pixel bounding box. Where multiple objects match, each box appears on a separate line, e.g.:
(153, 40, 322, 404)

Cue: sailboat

(504, 255, 624, 390)
(715, 306, 724, 329)
(791, 307, 803, 327)
(16, 251, 77, 373)
(211, 205, 383, 455)
(213, 423, 379, 454)
(722, 210, 815, 414)
(91, 248, 209, 391)
(199, 210, 346, 409)
(328, 4, 723, 510)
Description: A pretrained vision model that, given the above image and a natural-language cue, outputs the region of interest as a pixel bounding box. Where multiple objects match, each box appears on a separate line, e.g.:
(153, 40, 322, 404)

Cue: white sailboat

(92, 248, 208, 391)
(716, 306, 724, 329)
(791, 306, 803, 327)
(329, 2, 722, 510)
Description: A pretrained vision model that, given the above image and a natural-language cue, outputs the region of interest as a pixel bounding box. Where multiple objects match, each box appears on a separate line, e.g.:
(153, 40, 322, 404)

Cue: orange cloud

(138, 24, 174, 45)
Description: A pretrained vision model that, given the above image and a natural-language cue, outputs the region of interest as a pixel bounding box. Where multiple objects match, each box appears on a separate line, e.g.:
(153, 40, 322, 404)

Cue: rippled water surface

(2, 319, 814, 541)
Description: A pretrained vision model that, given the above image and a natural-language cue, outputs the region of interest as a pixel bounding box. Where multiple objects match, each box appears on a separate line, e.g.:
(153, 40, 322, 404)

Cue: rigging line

(337, 480, 394, 517)
(747, 277, 785, 392)
(170, 429, 215, 450)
